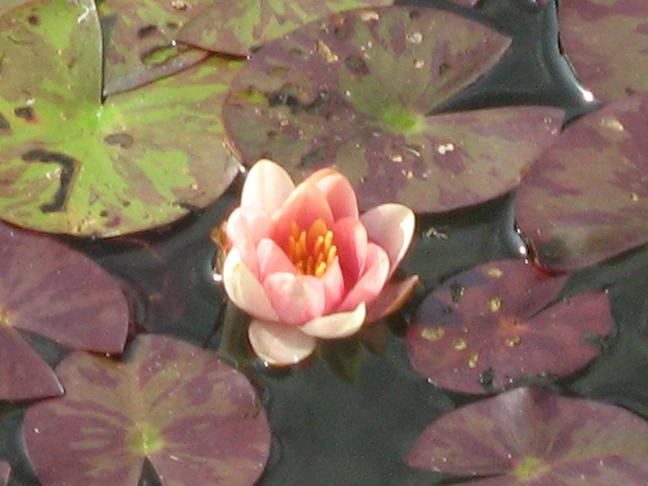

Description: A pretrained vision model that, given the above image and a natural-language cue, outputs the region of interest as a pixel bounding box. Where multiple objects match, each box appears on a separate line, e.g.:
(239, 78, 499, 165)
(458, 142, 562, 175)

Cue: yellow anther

(285, 220, 338, 277)
(327, 246, 337, 265)
(324, 230, 334, 251)
(315, 262, 327, 277)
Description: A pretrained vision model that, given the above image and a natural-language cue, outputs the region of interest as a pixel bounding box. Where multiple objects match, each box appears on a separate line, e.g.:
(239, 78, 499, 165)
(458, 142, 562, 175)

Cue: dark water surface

(3, 0, 648, 484)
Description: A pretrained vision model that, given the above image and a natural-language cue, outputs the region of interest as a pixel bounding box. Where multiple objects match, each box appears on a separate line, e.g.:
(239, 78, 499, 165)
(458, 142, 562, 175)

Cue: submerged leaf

(23, 335, 271, 486)
(515, 95, 648, 272)
(558, 0, 648, 102)
(223, 6, 563, 213)
(406, 260, 613, 394)
(0, 222, 128, 400)
(0, 0, 240, 237)
(407, 387, 648, 484)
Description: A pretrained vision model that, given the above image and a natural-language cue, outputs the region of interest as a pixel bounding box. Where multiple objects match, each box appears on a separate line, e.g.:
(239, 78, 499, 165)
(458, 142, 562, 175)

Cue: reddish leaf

(24, 335, 271, 486)
(559, 0, 648, 103)
(515, 95, 648, 272)
(406, 260, 612, 394)
(407, 387, 648, 484)
(223, 6, 563, 213)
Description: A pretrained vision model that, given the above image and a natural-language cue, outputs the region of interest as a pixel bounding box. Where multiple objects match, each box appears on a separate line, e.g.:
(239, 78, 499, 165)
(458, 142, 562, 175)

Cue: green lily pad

(407, 387, 648, 484)
(177, 0, 395, 56)
(0, 0, 240, 237)
(23, 335, 271, 486)
(223, 6, 563, 213)
(558, 0, 648, 103)
(99, 0, 213, 96)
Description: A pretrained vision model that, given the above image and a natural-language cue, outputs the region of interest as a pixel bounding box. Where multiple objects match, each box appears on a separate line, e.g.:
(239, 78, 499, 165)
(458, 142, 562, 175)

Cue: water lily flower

(220, 159, 417, 366)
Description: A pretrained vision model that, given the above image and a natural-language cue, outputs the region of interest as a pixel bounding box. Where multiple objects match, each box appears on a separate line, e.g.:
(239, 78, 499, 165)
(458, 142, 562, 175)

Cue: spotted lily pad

(23, 335, 271, 486)
(99, 0, 213, 95)
(0, 0, 240, 237)
(0, 223, 128, 400)
(558, 0, 648, 102)
(406, 260, 612, 394)
(515, 95, 648, 272)
(223, 6, 563, 213)
(177, 0, 394, 56)
(407, 387, 648, 483)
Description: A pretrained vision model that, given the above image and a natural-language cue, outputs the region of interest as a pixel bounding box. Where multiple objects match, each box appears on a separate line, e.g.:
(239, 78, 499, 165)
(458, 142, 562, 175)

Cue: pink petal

(264, 273, 326, 325)
(300, 303, 366, 339)
(321, 257, 345, 313)
(338, 243, 390, 312)
(332, 217, 368, 286)
(241, 159, 295, 214)
(225, 208, 265, 276)
(271, 183, 334, 248)
(256, 238, 296, 281)
(366, 275, 420, 323)
(361, 204, 415, 277)
(314, 173, 359, 221)
(248, 319, 316, 366)
(222, 248, 278, 321)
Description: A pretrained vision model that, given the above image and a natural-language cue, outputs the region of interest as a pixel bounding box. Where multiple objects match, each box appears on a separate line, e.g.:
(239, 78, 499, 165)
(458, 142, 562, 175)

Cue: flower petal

(361, 204, 415, 276)
(241, 159, 295, 214)
(366, 275, 420, 323)
(321, 257, 345, 313)
(264, 273, 326, 325)
(248, 319, 316, 366)
(314, 173, 359, 221)
(225, 208, 267, 276)
(256, 238, 296, 281)
(301, 303, 366, 339)
(271, 183, 334, 248)
(338, 243, 390, 312)
(332, 217, 368, 286)
(223, 248, 278, 321)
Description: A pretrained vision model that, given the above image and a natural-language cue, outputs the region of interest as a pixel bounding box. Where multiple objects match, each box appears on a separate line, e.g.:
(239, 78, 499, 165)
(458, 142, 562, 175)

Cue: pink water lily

(221, 160, 417, 366)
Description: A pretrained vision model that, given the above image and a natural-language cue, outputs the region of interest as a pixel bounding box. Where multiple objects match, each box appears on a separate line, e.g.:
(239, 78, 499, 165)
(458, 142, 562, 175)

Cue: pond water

(2, 0, 648, 485)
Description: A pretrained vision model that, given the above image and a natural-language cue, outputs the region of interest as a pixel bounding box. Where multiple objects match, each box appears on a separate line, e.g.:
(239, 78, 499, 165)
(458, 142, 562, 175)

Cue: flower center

(285, 219, 337, 277)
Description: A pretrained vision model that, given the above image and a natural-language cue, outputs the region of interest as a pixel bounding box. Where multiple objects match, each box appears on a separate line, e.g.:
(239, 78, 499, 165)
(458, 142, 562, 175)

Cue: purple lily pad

(99, 0, 213, 96)
(23, 335, 271, 486)
(0, 222, 128, 400)
(515, 95, 648, 272)
(407, 387, 648, 483)
(223, 6, 563, 213)
(0, 462, 10, 485)
(558, 0, 648, 103)
(406, 260, 612, 394)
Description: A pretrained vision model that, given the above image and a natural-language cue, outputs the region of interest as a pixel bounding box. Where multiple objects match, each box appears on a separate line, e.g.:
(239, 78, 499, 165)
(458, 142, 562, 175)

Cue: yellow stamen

(284, 219, 338, 277)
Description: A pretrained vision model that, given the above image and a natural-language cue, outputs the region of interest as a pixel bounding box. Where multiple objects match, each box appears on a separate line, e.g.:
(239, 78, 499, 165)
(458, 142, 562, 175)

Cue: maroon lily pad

(406, 259, 612, 394)
(558, 0, 648, 103)
(515, 95, 648, 272)
(0, 222, 128, 400)
(99, 0, 213, 95)
(223, 6, 563, 213)
(23, 335, 271, 486)
(0, 462, 9, 485)
(407, 387, 648, 483)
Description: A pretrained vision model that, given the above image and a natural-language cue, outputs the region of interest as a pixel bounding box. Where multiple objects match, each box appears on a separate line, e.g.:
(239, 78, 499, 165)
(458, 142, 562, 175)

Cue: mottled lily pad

(23, 335, 271, 486)
(0, 0, 240, 237)
(177, 0, 394, 56)
(406, 260, 612, 394)
(515, 95, 648, 272)
(407, 387, 648, 483)
(99, 0, 213, 95)
(559, 0, 648, 102)
(0, 223, 128, 400)
(223, 6, 563, 213)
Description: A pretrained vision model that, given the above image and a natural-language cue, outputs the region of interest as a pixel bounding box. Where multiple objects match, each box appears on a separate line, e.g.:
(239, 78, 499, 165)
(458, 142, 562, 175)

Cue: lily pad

(515, 95, 648, 272)
(223, 6, 563, 213)
(177, 0, 394, 56)
(99, 0, 213, 95)
(23, 335, 271, 486)
(407, 387, 648, 483)
(0, 0, 240, 237)
(406, 260, 612, 394)
(0, 222, 128, 400)
(558, 0, 648, 102)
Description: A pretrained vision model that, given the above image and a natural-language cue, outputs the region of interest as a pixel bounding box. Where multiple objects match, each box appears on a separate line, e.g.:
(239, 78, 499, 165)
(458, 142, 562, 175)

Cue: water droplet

(450, 282, 464, 303)
(467, 352, 479, 368)
(453, 338, 467, 350)
(359, 10, 380, 22)
(487, 267, 503, 278)
(600, 117, 624, 132)
(407, 31, 423, 44)
(631, 192, 639, 202)
(391, 154, 403, 163)
(413, 59, 425, 69)
(505, 336, 521, 347)
(437, 143, 455, 155)
(580, 88, 595, 103)
(488, 297, 501, 313)
(421, 327, 445, 341)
